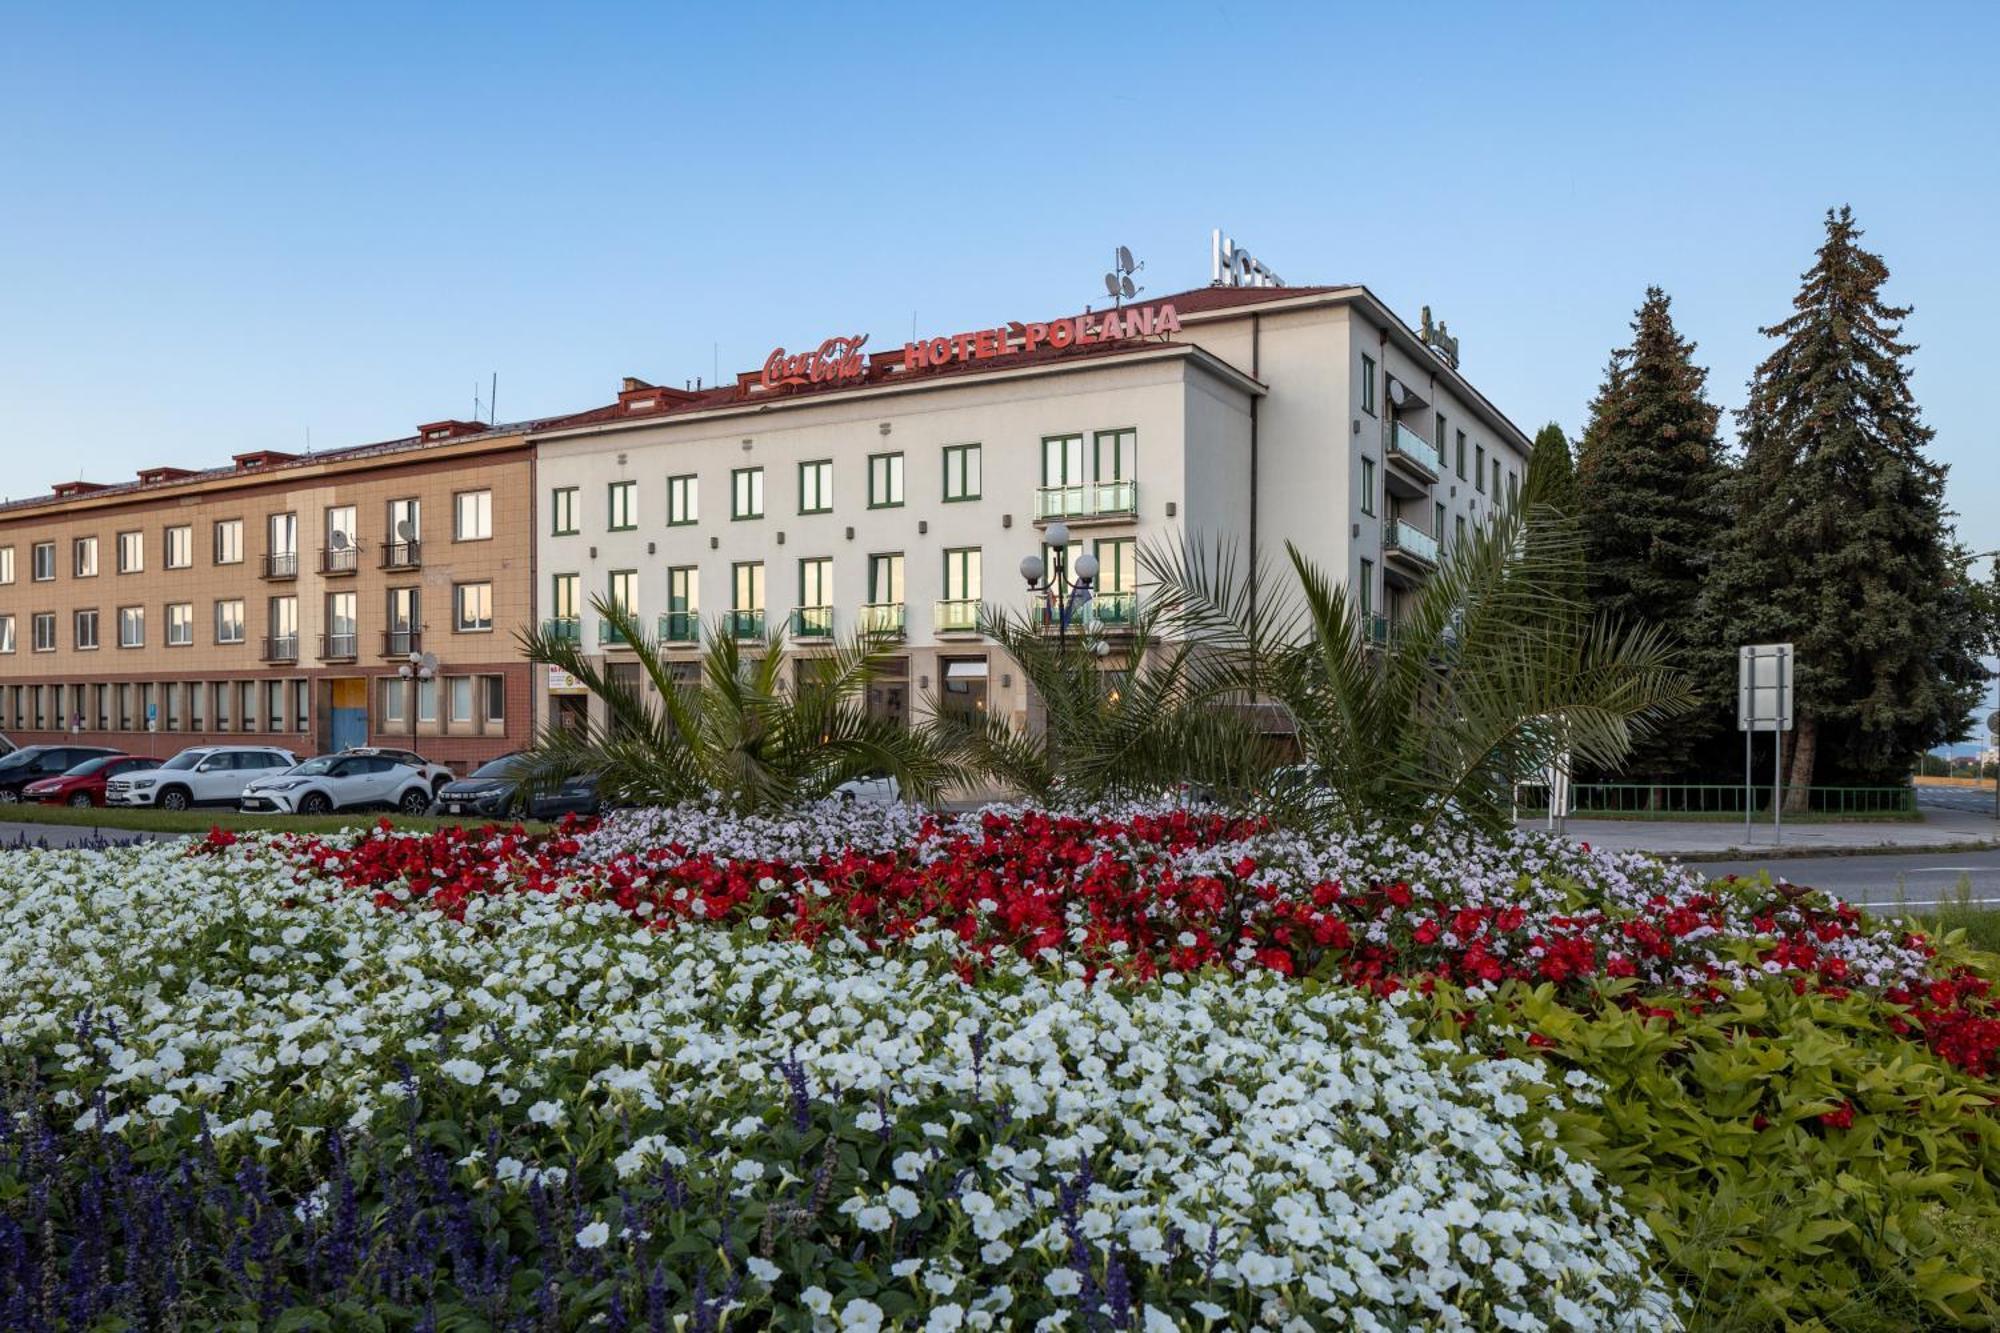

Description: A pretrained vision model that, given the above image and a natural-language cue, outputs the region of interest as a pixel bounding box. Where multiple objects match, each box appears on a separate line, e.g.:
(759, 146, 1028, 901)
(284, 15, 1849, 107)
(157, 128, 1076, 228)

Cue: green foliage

(1532, 421, 1578, 513)
(1701, 206, 1985, 788)
(517, 596, 963, 813)
(1145, 447, 1697, 832)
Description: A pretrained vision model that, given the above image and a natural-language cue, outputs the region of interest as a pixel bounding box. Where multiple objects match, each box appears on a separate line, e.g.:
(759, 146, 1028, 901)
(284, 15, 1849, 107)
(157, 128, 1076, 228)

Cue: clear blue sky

(3, 2, 1996, 549)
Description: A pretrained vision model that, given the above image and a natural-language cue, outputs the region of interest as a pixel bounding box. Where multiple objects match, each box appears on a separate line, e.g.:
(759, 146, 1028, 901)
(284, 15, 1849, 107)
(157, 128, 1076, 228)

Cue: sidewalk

(1517, 807, 2000, 860)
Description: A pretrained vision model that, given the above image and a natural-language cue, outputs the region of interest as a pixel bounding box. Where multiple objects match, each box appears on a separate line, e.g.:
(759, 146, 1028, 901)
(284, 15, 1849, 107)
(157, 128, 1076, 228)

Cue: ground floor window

(938, 656, 988, 723)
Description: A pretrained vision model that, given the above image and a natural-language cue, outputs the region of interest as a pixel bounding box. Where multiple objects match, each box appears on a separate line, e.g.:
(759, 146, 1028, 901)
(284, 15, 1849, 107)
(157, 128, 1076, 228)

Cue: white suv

(240, 753, 436, 816)
(107, 746, 299, 811)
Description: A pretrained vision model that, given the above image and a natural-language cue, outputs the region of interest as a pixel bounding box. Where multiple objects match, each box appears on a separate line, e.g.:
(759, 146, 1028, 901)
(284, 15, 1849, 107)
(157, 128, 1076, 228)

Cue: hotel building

(0, 421, 537, 769)
(529, 282, 1532, 736)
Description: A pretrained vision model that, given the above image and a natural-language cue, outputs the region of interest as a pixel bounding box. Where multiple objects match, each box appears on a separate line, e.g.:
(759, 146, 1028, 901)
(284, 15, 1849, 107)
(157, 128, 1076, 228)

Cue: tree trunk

(1783, 713, 1816, 814)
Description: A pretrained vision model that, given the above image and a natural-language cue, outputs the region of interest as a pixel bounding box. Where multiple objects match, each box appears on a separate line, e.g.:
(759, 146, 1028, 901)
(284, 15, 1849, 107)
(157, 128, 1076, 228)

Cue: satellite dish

(418, 652, 439, 673)
(1387, 378, 1409, 407)
(330, 531, 349, 550)
(1104, 273, 1122, 298)
(1120, 275, 1136, 299)
(1116, 246, 1135, 274)
(396, 519, 415, 541)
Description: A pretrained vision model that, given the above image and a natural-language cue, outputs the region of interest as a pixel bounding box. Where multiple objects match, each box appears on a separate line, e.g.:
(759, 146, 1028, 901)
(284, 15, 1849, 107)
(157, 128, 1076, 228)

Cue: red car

(23, 754, 162, 807)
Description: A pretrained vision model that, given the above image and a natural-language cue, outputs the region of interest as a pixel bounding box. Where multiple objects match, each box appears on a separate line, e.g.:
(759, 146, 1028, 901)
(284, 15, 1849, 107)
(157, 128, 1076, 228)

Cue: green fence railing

(1514, 782, 1918, 820)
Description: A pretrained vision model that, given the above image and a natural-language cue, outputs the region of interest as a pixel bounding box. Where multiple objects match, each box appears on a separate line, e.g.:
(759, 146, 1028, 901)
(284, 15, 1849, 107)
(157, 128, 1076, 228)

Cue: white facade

(529, 284, 1532, 734)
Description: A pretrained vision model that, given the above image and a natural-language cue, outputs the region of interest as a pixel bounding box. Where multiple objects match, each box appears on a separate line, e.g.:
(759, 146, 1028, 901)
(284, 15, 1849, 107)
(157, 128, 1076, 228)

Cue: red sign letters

(761, 335, 869, 391)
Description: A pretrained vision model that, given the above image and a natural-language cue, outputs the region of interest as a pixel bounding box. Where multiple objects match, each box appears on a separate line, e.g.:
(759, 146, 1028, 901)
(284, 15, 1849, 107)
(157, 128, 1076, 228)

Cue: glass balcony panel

(658, 612, 700, 643)
(859, 602, 906, 636)
(934, 599, 980, 632)
(790, 606, 834, 639)
(1387, 519, 1440, 564)
(1092, 480, 1137, 515)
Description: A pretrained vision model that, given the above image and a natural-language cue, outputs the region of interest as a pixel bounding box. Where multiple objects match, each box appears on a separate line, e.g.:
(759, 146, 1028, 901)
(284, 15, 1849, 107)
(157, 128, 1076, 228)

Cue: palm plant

(1145, 449, 1695, 832)
(517, 597, 963, 813)
(924, 601, 1270, 804)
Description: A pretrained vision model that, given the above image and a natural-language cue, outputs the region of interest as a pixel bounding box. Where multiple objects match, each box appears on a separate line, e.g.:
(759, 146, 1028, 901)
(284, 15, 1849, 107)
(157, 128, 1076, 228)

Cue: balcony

(380, 540, 423, 571)
(542, 617, 582, 644)
(1033, 481, 1139, 526)
(261, 634, 300, 663)
(935, 599, 981, 634)
(598, 618, 632, 649)
(317, 544, 361, 576)
(1365, 613, 1390, 647)
(381, 629, 422, 657)
(318, 632, 358, 661)
(726, 609, 766, 639)
(858, 602, 906, 637)
(1091, 590, 1138, 627)
(1384, 422, 1442, 496)
(260, 552, 299, 581)
(658, 612, 700, 643)
(790, 606, 834, 640)
(1383, 519, 1440, 587)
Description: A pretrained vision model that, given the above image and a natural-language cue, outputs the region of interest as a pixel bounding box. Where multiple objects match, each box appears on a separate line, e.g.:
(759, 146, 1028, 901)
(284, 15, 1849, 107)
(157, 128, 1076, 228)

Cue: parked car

(240, 753, 437, 816)
(106, 746, 299, 811)
(526, 773, 603, 821)
(429, 753, 527, 819)
(833, 773, 901, 806)
(338, 746, 455, 795)
(0, 744, 124, 803)
(22, 754, 161, 808)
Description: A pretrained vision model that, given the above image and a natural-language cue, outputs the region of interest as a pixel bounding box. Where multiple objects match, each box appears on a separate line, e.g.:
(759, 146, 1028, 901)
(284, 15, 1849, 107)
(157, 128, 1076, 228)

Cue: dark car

(22, 754, 161, 808)
(428, 753, 527, 819)
(0, 745, 124, 803)
(527, 773, 603, 821)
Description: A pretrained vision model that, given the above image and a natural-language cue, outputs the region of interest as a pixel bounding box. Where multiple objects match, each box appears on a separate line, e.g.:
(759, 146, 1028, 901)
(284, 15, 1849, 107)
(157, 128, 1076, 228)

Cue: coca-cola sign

(761, 335, 869, 390)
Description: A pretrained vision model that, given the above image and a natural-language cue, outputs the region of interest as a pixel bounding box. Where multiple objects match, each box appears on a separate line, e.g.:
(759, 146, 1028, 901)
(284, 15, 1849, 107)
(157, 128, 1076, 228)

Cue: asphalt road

(1702, 847, 2000, 910)
(1916, 784, 2000, 815)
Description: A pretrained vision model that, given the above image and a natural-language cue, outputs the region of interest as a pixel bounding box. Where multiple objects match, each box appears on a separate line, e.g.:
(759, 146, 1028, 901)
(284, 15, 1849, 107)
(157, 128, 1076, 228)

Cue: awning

(944, 659, 988, 681)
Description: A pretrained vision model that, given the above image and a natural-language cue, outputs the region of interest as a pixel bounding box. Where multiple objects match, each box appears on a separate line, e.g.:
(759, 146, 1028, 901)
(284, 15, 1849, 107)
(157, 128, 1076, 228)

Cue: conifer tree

(1531, 422, 1576, 512)
(1574, 287, 1730, 778)
(1704, 207, 1983, 801)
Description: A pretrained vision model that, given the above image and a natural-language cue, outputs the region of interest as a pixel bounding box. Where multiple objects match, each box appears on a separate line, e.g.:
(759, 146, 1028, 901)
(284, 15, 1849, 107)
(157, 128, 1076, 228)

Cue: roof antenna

(1103, 245, 1143, 308)
(473, 380, 482, 423)
(305, 427, 313, 455)
(490, 372, 498, 426)
(712, 342, 719, 391)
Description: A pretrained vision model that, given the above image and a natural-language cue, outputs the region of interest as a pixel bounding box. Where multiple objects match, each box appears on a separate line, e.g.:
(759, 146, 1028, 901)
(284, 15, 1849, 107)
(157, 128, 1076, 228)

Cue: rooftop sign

(901, 302, 1181, 372)
(760, 335, 869, 391)
(1212, 229, 1284, 288)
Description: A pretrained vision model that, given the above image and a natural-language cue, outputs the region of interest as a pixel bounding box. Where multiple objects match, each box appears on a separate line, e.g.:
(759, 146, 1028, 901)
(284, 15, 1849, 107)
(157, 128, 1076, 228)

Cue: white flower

(574, 1221, 610, 1250)
(925, 1305, 966, 1332)
(527, 1099, 565, 1125)
(745, 1256, 781, 1283)
(886, 1185, 921, 1219)
(855, 1205, 894, 1232)
(802, 1286, 834, 1315)
(731, 1158, 766, 1183)
(840, 1298, 885, 1332)
(1044, 1269, 1082, 1296)
(439, 1059, 484, 1086)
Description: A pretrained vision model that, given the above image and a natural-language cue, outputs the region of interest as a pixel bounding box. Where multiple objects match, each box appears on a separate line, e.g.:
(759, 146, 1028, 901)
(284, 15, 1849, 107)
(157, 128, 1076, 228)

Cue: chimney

(232, 450, 299, 471)
(138, 465, 198, 486)
(50, 480, 110, 498)
(416, 419, 488, 443)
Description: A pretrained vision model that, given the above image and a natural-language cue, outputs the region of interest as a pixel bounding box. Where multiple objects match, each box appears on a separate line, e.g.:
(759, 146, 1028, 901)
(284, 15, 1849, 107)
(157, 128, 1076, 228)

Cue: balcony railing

(1365, 613, 1390, 646)
(260, 552, 299, 580)
(599, 618, 632, 648)
(1091, 590, 1138, 626)
(726, 609, 766, 639)
(317, 544, 361, 576)
(790, 606, 834, 639)
(658, 611, 700, 643)
(382, 629, 422, 657)
(261, 634, 300, 662)
(1385, 519, 1440, 565)
(1031, 590, 1138, 630)
(542, 617, 582, 644)
(935, 599, 981, 633)
(858, 602, 906, 637)
(318, 632, 358, 660)
(380, 540, 423, 571)
(1386, 421, 1445, 476)
(1034, 481, 1139, 521)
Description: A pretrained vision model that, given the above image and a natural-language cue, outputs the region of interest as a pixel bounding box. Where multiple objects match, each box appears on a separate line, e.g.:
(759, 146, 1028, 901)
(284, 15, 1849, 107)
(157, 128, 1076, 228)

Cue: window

(267, 596, 297, 648)
(1455, 430, 1467, 480)
(324, 504, 357, 557)
(1359, 458, 1376, 516)
(943, 547, 981, 601)
(74, 609, 99, 651)
(607, 569, 637, 614)
(608, 480, 638, 531)
(1361, 355, 1377, 415)
(0, 546, 11, 584)
(868, 552, 905, 605)
(0, 615, 12, 653)
(214, 519, 243, 565)
(1435, 501, 1447, 544)
(325, 592, 356, 655)
(117, 530, 143, 573)
(667, 474, 698, 526)
(265, 680, 286, 733)
(454, 490, 492, 542)
(483, 676, 505, 726)
(215, 599, 246, 644)
(731, 468, 764, 520)
(215, 682, 234, 731)
(550, 486, 579, 536)
(799, 556, 833, 608)
(732, 562, 765, 610)
(388, 497, 421, 544)
(551, 572, 580, 621)
(1456, 515, 1467, 549)
(1095, 429, 1137, 483)
(1359, 559, 1375, 620)
(1094, 537, 1135, 597)
(1475, 444, 1487, 493)
(118, 606, 144, 649)
(31, 542, 54, 581)
(417, 678, 438, 725)
(455, 582, 494, 632)
(381, 677, 406, 726)
(867, 453, 903, 508)
(189, 680, 205, 730)
(74, 536, 98, 578)
(799, 460, 833, 514)
(667, 566, 698, 617)
(1507, 470, 1519, 506)
(449, 676, 474, 725)
(387, 587, 420, 652)
(269, 512, 297, 556)
(1435, 415, 1447, 460)
(942, 444, 981, 501)
(165, 525, 192, 569)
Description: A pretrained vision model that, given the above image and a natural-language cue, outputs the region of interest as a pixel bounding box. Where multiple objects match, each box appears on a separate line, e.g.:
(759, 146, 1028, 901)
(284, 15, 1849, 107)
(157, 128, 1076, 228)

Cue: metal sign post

(1738, 644, 1795, 844)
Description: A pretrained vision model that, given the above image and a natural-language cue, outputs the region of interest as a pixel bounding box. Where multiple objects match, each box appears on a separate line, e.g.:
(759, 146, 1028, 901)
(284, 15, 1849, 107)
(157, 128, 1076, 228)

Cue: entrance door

(555, 694, 589, 736)
(330, 678, 367, 750)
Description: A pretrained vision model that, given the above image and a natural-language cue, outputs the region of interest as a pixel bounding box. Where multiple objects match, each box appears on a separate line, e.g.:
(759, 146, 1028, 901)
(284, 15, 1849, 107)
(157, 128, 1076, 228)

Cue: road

(0, 821, 161, 849)
(1916, 784, 2000, 816)
(1701, 846, 2000, 910)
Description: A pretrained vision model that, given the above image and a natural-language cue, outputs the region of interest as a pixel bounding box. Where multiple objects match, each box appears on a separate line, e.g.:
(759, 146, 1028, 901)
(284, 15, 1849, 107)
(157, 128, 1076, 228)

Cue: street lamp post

(397, 650, 435, 741)
(1019, 522, 1099, 657)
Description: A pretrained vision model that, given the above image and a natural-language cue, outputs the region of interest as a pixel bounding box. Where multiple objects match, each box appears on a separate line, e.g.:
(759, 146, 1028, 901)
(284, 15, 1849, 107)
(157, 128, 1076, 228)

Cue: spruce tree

(1574, 287, 1730, 779)
(1704, 206, 1984, 801)
(1531, 422, 1577, 512)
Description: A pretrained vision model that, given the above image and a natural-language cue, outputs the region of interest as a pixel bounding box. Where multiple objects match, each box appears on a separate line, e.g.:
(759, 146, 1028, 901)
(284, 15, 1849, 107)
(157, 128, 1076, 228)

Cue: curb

(1660, 839, 2000, 864)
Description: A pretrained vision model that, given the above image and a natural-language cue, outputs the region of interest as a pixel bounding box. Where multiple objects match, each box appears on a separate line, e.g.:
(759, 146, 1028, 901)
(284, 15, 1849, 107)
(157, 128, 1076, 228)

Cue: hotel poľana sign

(901, 302, 1182, 371)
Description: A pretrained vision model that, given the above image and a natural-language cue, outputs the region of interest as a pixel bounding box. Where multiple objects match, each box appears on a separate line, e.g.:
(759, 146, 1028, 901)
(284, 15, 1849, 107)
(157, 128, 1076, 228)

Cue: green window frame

(1359, 457, 1376, 516)
(606, 569, 637, 613)
(1456, 430, 1467, 479)
(550, 572, 579, 620)
(668, 566, 698, 615)
(608, 480, 637, 532)
(1456, 515, 1467, 548)
(868, 452, 904, 508)
(942, 547, 981, 601)
(1094, 428, 1136, 482)
(942, 444, 981, 502)
(798, 460, 833, 515)
(1475, 444, 1487, 493)
(668, 474, 698, 526)
(868, 552, 905, 604)
(798, 556, 833, 608)
(1360, 355, 1377, 416)
(1359, 559, 1374, 619)
(1042, 434, 1084, 486)
(731, 467, 764, 520)
(551, 487, 579, 536)
(732, 561, 765, 610)
(1435, 413, 1447, 454)
(1093, 538, 1135, 593)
